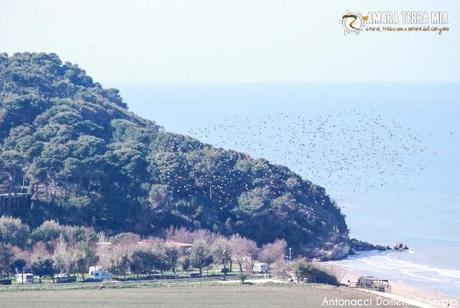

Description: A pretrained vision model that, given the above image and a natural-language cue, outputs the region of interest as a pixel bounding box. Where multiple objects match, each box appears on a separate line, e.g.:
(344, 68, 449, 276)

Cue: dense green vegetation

(0, 52, 348, 257)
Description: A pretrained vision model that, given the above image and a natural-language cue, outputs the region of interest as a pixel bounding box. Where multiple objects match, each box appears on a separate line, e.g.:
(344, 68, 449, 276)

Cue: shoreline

(318, 262, 460, 308)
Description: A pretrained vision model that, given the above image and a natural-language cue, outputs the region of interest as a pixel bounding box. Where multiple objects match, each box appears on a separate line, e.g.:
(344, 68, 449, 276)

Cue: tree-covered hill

(0, 53, 349, 259)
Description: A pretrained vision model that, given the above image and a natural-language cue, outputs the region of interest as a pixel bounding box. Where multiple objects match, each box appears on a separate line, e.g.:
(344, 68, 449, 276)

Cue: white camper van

(252, 262, 269, 273)
(88, 266, 112, 281)
(15, 273, 34, 284)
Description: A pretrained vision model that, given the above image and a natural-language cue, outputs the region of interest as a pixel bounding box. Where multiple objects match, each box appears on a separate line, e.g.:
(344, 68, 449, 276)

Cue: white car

(90, 271, 113, 281)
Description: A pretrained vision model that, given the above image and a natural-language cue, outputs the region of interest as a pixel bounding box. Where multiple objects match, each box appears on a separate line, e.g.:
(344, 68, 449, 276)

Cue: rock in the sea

(350, 238, 391, 252)
(349, 239, 409, 254)
(393, 243, 409, 251)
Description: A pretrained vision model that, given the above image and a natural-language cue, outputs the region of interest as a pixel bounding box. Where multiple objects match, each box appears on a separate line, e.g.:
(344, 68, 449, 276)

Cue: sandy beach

(317, 263, 460, 308)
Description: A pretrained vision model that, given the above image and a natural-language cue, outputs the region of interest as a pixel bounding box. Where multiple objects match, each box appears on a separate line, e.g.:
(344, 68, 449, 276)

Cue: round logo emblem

(340, 12, 365, 34)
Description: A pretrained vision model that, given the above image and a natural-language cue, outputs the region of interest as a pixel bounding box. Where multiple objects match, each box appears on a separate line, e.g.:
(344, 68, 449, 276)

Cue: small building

(0, 193, 32, 217)
(165, 241, 193, 250)
(252, 262, 269, 273)
(357, 276, 391, 292)
(15, 273, 34, 284)
(89, 266, 102, 276)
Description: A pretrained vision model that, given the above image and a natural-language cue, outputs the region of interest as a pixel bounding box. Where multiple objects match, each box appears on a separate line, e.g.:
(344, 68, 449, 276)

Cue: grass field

(0, 282, 412, 307)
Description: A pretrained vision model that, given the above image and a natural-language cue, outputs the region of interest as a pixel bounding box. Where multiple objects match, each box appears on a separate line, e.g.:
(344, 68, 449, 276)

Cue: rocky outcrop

(350, 238, 391, 252)
(393, 243, 409, 251)
(311, 240, 352, 261)
(325, 242, 352, 260)
(348, 238, 410, 255)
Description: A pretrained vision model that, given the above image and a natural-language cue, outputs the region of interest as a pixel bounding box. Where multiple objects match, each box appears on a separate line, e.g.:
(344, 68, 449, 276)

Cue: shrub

(309, 268, 338, 285)
(293, 260, 338, 286)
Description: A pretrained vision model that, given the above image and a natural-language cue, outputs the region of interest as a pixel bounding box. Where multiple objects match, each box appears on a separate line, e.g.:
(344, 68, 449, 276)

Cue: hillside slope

(0, 53, 349, 259)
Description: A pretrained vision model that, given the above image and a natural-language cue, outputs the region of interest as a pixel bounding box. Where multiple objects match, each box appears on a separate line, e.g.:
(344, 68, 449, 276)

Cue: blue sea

(105, 82, 460, 296)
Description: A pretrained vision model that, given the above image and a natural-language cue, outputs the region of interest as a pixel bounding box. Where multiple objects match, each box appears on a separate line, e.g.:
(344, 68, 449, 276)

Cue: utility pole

(285, 248, 292, 264)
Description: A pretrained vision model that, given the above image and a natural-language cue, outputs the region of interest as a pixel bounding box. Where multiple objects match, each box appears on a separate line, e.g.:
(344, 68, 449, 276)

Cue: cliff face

(0, 52, 349, 258)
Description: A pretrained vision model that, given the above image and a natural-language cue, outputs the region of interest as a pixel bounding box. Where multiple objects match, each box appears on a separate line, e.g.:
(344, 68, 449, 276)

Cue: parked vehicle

(0, 278, 12, 285)
(85, 265, 112, 282)
(252, 262, 269, 273)
(85, 270, 112, 282)
(15, 273, 34, 284)
(54, 273, 77, 283)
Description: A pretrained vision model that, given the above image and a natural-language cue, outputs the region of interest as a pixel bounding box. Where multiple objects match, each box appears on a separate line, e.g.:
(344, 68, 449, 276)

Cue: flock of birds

(186, 110, 434, 203)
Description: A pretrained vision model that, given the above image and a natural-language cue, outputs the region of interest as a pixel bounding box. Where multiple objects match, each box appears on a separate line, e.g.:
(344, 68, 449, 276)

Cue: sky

(1, 0, 459, 83)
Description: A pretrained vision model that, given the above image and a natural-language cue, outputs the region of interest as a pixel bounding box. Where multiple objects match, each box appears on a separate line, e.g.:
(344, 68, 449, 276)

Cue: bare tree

(108, 245, 131, 279)
(53, 237, 75, 274)
(228, 235, 258, 272)
(257, 239, 287, 271)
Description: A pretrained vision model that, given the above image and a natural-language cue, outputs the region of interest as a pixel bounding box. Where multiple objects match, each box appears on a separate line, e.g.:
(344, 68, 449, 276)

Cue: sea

(104, 82, 460, 297)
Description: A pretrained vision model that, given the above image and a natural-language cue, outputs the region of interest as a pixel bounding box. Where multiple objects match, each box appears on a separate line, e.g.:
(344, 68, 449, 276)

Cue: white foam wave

(332, 251, 460, 293)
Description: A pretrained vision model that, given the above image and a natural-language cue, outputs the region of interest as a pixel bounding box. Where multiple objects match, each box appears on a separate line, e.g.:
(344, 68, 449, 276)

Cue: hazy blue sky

(1, 0, 459, 82)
